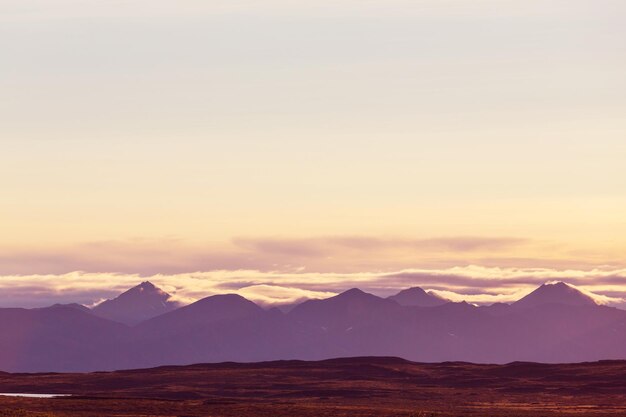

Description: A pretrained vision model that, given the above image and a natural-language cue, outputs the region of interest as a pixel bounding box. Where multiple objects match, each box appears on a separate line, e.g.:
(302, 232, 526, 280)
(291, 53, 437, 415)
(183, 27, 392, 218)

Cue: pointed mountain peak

(289, 288, 396, 323)
(513, 281, 598, 309)
(398, 287, 429, 296)
(331, 288, 392, 305)
(128, 281, 162, 294)
(388, 287, 449, 307)
(338, 288, 368, 298)
(91, 282, 182, 325)
(544, 281, 569, 290)
(138, 281, 156, 289)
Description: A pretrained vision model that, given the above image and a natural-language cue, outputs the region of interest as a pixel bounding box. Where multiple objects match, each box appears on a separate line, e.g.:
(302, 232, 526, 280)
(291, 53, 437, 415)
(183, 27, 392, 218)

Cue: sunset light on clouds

(1, 0, 625, 307)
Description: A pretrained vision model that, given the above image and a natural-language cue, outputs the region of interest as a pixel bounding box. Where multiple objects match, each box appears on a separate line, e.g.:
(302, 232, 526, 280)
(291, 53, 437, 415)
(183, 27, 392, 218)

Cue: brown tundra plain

(1, 357, 626, 417)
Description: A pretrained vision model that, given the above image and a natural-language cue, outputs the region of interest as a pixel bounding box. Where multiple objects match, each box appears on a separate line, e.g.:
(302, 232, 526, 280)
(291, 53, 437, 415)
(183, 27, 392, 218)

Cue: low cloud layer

(2, 236, 624, 309)
(1, 265, 625, 309)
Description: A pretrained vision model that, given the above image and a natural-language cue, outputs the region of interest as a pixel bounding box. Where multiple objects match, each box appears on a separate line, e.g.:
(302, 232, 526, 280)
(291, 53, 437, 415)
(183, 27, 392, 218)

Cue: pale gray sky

(1, 1, 625, 294)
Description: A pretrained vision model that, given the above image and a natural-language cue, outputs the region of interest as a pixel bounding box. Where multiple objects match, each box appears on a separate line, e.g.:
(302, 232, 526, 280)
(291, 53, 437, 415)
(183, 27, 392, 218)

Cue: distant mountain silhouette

(513, 281, 598, 309)
(0, 305, 130, 373)
(1, 282, 626, 372)
(291, 288, 400, 327)
(388, 287, 449, 307)
(130, 294, 291, 368)
(136, 293, 263, 336)
(48, 303, 91, 313)
(91, 281, 180, 325)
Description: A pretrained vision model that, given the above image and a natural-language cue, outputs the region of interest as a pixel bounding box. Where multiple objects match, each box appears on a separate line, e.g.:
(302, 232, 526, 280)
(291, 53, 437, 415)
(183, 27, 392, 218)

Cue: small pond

(0, 393, 71, 398)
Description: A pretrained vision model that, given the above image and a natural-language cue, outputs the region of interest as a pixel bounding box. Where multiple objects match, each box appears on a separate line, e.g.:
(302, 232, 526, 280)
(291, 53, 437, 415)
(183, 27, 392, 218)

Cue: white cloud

(0, 266, 625, 309)
(236, 285, 336, 306)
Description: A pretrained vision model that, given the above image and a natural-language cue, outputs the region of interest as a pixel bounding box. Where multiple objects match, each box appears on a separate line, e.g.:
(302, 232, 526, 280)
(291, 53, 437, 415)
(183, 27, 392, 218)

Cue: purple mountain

(49, 303, 92, 313)
(0, 305, 130, 373)
(291, 288, 399, 321)
(136, 293, 263, 336)
(387, 287, 449, 307)
(130, 294, 289, 368)
(513, 281, 598, 309)
(0, 282, 625, 372)
(91, 281, 181, 325)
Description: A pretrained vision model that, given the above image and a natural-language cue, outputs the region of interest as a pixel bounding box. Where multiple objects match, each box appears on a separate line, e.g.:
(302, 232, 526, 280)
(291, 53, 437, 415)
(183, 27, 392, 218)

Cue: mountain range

(92, 281, 181, 325)
(1, 281, 625, 372)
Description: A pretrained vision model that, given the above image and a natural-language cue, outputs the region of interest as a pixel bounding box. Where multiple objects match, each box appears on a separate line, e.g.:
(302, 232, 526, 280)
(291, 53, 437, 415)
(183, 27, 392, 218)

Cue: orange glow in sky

(1, 1, 625, 300)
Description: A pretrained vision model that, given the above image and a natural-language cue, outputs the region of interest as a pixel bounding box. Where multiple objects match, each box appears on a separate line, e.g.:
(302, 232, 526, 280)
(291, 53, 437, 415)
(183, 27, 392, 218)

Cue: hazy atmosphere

(2, 0, 625, 307)
(3, 4, 626, 416)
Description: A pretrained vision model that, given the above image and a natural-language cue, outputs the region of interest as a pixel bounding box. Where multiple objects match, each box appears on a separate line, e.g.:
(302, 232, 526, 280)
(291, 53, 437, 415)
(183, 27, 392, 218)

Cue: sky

(1, 0, 625, 307)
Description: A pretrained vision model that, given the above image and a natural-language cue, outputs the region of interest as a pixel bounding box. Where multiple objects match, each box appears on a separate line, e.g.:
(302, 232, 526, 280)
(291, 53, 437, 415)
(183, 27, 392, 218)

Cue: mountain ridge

(388, 287, 450, 307)
(513, 281, 599, 309)
(1, 282, 625, 372)
(91, 281, 181, 325)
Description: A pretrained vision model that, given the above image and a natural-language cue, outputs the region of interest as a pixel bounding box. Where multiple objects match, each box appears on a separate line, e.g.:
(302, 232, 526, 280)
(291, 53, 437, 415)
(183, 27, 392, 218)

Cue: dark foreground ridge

(1, 357, 625, 416)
